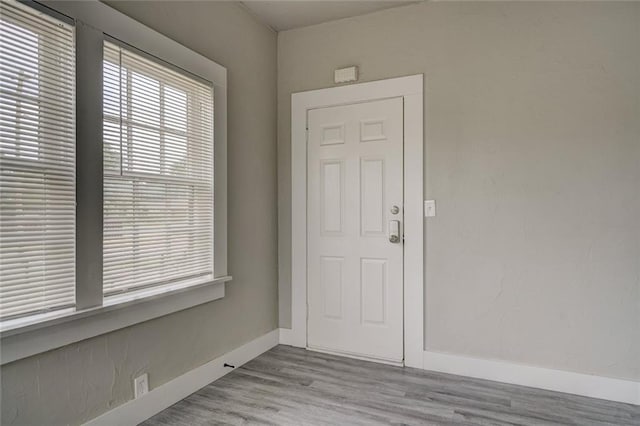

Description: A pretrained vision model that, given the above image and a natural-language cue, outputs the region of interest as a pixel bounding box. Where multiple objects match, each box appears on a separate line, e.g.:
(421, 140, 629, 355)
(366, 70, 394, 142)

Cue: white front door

(307, 97, 404, 363)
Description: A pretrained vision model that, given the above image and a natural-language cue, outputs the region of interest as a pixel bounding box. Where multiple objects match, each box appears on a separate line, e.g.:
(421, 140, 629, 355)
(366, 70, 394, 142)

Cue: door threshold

(306, 345, 404, 367)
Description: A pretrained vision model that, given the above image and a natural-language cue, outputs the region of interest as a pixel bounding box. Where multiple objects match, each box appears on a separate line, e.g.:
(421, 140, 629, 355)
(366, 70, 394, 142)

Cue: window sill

(0, 276, 232, 365)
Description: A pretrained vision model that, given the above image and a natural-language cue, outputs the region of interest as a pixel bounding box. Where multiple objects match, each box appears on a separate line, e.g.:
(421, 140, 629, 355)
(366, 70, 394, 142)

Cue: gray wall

(278, 1, 640, 381)
(1, 2, 278, 425)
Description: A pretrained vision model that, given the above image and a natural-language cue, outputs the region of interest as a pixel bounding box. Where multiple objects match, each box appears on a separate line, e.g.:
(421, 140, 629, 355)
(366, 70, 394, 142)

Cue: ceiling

(240, 1, 418, 32)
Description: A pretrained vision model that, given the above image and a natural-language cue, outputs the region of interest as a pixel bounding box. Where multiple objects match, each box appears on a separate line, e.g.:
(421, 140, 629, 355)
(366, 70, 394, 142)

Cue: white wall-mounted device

(334, 66, 358, 84)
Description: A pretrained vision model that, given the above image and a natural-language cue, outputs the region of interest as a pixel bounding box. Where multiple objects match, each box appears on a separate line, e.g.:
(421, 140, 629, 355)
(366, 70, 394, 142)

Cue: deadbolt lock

(389, 220, 401, 243)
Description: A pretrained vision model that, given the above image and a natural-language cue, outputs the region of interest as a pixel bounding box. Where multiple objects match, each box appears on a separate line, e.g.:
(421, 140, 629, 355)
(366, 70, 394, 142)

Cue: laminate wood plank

(141, 345, 639, 426)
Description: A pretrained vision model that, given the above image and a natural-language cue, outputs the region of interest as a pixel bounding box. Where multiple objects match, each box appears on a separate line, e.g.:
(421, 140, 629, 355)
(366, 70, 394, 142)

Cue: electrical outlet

(134, 373, 149, 398)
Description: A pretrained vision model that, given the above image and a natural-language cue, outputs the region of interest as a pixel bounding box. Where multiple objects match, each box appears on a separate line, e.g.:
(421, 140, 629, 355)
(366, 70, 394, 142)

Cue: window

(102, 42, 214, 296)
(0, 0, 75, 319)
(0, 0, 227, 363)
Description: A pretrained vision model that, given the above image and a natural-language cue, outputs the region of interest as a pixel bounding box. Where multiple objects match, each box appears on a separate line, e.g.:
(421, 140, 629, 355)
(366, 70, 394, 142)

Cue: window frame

(102, 39, 215, 297)
(0, 0, 229, 365)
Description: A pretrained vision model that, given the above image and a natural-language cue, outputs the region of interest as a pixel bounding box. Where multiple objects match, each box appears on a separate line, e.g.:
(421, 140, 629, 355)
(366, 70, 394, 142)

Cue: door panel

(360, 158, 385, 236)
(307, 97, 404, 363)
(320, 160, 344, 235)
(361, 258, 387, 325)
(320, 256, 344, 319)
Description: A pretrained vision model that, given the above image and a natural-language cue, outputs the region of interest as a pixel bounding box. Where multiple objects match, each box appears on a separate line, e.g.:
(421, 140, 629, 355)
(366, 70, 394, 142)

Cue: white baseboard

(84, 329, 280, 426)
(278, 328, 639, 405)
(278, 327, 298, 346)
(423, 350, 640, 406)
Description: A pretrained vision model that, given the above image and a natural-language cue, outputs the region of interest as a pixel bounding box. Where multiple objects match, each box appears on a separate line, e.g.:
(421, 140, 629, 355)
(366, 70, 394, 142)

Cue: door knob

(389, 220, 400, 243)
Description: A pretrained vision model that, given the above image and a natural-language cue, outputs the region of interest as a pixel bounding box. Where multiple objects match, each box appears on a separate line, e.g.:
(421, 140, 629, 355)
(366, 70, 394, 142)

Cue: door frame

(289, 74, 424, 368)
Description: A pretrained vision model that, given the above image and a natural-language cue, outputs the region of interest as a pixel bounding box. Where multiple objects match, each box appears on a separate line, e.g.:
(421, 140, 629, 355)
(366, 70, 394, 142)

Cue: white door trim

(290, 75, 424, 368)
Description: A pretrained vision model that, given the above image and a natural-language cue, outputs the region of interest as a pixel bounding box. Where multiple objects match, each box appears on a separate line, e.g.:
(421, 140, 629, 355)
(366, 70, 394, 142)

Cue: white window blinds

(102, 41, 214, 296)
(0, 1, 76, 319)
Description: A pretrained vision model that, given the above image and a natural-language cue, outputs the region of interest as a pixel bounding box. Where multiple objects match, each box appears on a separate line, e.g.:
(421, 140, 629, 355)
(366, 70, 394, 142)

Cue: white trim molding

(278, 327, 295, 346)
(423, 351, 640, 406)
(277, 330, 639, 405)
(289, 75, 424, 368)
(84, 329, 280, 426)
(1, 278, 230, 365)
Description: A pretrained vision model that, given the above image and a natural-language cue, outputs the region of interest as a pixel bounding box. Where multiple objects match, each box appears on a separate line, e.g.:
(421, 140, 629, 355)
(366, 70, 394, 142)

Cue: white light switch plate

(424, 200, 436, 217)
(134, 373, 149, 398)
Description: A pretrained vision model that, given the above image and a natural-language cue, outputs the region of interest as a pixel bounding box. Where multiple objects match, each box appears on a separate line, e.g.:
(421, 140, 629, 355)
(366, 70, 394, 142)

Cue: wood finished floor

(142, 345, 639, 426)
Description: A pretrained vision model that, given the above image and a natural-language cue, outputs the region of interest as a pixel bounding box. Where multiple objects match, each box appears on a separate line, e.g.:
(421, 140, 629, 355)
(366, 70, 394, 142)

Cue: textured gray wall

(1, 2, 278, 425)
(278, 1, 640, 381)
